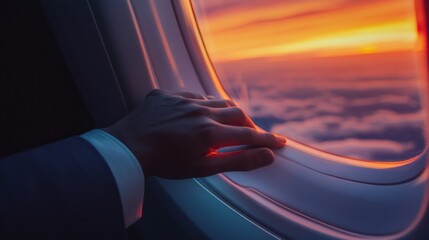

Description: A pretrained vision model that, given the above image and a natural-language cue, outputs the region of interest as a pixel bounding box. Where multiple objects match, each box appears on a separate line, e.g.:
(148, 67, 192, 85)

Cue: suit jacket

(0, 136, 127, 239)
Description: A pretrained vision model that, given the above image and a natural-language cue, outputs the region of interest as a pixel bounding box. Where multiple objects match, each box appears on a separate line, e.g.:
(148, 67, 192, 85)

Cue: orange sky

(192, 0, 422, 61)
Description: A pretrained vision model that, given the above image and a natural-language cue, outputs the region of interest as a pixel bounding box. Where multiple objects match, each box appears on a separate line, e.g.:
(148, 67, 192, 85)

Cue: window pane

(191, 0, 427, 161)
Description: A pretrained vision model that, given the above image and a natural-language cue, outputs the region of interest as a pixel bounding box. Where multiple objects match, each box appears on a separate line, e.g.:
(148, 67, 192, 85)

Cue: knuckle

(239, 151, 252, 170)
(265, 132, 276, 144)
(189, 105, 210, 116)
(242, 127, 256, 142)
(231, 107, 246, 118)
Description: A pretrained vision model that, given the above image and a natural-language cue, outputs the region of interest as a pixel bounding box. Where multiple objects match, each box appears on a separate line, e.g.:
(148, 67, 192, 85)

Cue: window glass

(191, 0, 427, 161)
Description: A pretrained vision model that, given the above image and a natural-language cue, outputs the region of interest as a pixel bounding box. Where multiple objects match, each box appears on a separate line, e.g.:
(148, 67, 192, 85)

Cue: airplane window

(191, 0, 428, 161)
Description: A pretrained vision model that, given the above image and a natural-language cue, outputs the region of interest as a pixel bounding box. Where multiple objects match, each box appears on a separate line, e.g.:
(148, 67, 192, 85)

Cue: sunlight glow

(193, 0, 420, 61)
(191, 0, 427, 161)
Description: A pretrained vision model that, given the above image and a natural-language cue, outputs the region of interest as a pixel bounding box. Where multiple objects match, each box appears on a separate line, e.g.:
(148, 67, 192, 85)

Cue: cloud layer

(218, 53, 426, 161)
(192, 0, 427, 161)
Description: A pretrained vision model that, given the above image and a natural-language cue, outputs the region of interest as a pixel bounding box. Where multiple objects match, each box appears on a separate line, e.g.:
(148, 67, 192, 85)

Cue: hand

(104, 89, 286, 179)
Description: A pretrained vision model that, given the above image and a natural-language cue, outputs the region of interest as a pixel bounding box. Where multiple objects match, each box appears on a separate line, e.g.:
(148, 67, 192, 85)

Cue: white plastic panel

(131, 0, 206, 94)
(43, 0, 429, 238)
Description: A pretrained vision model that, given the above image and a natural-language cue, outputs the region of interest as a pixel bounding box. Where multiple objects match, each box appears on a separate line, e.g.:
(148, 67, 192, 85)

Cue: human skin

(104, 89, 287, 179)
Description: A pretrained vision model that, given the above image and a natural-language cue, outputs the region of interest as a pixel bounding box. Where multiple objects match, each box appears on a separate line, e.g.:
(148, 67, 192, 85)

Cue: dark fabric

(0, 136, 126, 240)
(0, 0, 94, 158)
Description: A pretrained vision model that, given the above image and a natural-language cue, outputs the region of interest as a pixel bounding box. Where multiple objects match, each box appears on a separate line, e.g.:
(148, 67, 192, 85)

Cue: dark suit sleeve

(0, 136, 126, 240)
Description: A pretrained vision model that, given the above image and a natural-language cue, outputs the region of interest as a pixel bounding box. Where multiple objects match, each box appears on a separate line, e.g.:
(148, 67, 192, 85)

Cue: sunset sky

(192, 0, 422, 61)
(191, 0, 426, 161)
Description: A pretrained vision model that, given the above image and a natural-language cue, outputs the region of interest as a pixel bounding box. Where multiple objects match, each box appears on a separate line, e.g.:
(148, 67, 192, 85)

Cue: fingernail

(276, 135, 287, 144)
(258, 149, 274, 165)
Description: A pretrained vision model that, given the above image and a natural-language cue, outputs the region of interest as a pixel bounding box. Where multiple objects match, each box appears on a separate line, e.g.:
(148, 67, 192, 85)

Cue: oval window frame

(172, 0, 429, 184)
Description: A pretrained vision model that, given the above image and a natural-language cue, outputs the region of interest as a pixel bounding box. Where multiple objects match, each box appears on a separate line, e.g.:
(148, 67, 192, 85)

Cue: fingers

(202, 148, 274, 175)
(173, 91, 236, 107)
(192, 99, 235, 108)
(173, 92, 206, 100)
(210, 107, 255, 128)
(209, 126, 287, 149)
(167, 90, 286, 149)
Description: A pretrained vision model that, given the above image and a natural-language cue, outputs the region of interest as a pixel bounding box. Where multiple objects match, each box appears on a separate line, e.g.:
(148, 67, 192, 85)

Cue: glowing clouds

(193, 0, 420, 61)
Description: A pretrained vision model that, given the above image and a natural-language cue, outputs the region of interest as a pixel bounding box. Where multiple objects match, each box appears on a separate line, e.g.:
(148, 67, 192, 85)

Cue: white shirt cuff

(81, 129, 144, 227)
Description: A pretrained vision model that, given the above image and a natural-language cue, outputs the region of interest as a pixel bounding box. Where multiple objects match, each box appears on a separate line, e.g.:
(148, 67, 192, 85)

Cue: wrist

(102, 126, 153, 176)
